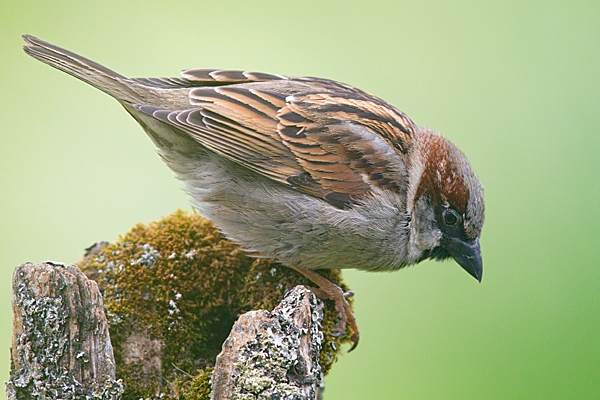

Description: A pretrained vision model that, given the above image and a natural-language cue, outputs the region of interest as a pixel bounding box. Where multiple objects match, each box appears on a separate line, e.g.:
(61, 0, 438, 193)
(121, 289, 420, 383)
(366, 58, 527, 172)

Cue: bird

(23, 35, 485, 351)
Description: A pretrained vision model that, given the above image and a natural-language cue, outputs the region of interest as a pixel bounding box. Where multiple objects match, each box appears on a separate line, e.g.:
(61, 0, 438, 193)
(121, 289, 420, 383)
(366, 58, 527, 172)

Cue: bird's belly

(164, 149, 410, 272)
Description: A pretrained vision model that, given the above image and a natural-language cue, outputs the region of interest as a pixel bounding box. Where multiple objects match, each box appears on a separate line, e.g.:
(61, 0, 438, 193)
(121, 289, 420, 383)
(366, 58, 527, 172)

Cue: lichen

(7, 264, 123, 399)
(78, 210, 352, 399)
(229, 288, 324, 400)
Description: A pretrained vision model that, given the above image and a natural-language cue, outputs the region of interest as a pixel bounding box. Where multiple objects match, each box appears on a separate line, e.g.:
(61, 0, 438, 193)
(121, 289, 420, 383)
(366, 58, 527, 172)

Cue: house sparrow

(23, 35, 485, 350)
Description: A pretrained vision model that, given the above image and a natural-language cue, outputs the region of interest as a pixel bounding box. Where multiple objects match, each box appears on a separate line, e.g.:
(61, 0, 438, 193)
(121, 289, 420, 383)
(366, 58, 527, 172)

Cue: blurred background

(1, 1, 598, 398)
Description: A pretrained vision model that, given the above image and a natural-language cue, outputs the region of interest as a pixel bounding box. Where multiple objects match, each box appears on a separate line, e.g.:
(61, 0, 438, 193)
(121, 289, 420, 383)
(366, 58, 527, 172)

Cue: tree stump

(8, 263, 327, 399)
(7, 212, 352, 399)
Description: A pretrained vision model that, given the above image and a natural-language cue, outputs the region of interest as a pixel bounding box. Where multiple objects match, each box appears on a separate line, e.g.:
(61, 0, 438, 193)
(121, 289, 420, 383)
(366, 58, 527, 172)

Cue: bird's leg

(288, 264, 360, 351)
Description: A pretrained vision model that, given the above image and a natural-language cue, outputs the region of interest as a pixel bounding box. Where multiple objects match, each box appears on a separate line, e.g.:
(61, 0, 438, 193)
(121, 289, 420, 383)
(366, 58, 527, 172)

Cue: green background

(1, 1, 598, 398)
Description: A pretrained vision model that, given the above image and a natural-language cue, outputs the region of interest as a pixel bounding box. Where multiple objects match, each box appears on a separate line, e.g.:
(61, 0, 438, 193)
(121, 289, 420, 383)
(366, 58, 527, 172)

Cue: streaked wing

(278, 90, 415, 205)
(135, 73, 416, 208)
(135, 86, 301, 185)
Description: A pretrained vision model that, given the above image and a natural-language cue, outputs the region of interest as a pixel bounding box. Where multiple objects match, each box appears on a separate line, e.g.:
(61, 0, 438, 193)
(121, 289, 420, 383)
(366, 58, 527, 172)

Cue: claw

(348, 334, 360, 352)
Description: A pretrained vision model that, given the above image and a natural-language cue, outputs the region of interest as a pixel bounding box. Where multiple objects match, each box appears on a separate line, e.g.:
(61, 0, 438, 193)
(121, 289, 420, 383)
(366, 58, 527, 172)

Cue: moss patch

(78, 210, 352, 399)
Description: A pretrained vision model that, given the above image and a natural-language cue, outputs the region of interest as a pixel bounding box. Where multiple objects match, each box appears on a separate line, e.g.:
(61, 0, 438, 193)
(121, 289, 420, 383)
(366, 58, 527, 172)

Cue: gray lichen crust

(212, 286, 324, 400)
(7, 262, 123, 400)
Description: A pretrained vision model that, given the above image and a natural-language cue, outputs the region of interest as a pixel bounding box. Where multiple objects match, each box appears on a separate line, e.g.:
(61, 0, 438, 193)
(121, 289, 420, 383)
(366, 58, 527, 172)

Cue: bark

(211, 286, 325, 400)
(7, 262, 123, 399)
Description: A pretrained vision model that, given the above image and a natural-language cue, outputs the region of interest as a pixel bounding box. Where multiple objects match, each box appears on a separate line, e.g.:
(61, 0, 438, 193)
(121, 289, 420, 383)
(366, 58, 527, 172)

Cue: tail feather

(23, 35, 142, 103)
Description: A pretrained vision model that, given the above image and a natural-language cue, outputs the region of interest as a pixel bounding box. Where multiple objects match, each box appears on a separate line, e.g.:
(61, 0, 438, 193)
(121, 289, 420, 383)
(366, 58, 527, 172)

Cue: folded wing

(134, 71, 416, 209)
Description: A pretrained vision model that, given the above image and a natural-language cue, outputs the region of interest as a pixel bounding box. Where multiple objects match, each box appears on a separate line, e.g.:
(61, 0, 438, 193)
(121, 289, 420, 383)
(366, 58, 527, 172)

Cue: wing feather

(134, 73, 416, 208)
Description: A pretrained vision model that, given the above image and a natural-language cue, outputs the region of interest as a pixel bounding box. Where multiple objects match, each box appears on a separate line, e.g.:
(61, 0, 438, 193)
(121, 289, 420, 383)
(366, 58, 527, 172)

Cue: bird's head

(407, 128, 485, 281)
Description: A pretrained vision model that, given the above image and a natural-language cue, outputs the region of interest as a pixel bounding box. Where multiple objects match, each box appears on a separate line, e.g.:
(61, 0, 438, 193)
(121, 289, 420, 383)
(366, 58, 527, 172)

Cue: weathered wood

(8, 262, 328, 399)
(7, 262, 123, 399)
(211, 286, 325, 400)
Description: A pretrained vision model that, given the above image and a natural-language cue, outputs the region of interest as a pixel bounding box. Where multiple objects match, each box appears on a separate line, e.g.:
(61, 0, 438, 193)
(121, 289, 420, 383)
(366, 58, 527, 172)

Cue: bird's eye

(442, 209, 461, 227)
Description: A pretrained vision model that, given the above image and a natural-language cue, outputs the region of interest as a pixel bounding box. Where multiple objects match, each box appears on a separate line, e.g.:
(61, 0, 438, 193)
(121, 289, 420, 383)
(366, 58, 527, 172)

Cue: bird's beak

(444, 237, 483, 282)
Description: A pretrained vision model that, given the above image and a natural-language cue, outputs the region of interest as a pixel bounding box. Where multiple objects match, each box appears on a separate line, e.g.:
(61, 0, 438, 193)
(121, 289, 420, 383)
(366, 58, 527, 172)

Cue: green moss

(78, 210, 352, 399)
(176, 367, 212, 399)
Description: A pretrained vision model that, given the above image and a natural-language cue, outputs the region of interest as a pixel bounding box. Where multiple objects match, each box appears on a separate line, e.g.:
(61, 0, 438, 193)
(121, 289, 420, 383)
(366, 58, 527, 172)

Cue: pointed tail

(23, 35, 142, 103)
